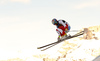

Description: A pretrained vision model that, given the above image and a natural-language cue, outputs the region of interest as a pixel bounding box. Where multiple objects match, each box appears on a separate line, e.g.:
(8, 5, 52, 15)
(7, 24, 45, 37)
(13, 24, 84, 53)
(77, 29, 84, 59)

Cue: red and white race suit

(56, 20, 70, 37)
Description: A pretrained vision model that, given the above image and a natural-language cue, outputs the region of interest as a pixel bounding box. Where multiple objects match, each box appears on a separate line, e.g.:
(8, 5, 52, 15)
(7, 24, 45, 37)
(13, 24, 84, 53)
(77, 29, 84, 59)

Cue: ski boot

(58, 37, 61, 42)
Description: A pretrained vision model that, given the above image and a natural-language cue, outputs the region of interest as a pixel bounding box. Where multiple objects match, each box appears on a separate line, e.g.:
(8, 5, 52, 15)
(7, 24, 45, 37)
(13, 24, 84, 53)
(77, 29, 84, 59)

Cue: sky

(0, 0, 100, 59)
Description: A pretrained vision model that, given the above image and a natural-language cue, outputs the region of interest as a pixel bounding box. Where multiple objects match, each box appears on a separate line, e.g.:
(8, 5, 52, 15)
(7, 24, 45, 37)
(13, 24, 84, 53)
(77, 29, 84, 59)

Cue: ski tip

(37, 47, 40, 49)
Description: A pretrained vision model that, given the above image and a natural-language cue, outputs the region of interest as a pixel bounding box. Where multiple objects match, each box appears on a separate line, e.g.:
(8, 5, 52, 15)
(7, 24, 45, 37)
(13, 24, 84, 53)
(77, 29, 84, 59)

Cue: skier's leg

(56, 28, 66, 41)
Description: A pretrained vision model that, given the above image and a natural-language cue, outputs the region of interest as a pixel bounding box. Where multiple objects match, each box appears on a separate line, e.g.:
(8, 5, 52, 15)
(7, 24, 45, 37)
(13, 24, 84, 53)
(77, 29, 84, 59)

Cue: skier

(37, 19, 84, 50)
(52, 18, 71, 41)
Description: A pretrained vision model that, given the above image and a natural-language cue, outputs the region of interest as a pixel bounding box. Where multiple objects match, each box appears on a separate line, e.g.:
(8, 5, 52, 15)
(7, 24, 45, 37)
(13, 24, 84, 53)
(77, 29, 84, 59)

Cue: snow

(0, 26, 100, 61)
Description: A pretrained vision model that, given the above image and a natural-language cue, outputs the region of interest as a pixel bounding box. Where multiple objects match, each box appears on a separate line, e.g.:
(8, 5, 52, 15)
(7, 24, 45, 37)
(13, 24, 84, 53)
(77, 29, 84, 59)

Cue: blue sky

(0, 0, 100, 57)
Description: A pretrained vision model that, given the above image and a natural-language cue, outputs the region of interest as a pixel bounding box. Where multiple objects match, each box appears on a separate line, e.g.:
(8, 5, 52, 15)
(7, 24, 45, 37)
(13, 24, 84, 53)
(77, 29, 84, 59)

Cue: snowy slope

(43, 25, 100, 61)
(0, 25, 100, 61)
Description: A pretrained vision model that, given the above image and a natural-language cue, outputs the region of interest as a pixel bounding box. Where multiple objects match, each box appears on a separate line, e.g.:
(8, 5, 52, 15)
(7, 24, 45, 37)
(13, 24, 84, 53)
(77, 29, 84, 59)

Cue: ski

(41, 43, 58, 51)
(37, 31, 84, 51)
(37, 41, 58, 49)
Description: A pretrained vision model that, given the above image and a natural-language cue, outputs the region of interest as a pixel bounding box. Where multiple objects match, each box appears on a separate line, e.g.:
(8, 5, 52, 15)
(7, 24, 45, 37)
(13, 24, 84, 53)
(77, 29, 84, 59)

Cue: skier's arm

(56, 31, 61, 38)
(56, 29, 61, 40)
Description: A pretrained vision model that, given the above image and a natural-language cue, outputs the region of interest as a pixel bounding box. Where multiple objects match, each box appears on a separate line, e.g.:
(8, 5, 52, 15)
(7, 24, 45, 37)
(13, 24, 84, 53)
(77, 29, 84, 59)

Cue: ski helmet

(52, 18, 58, 25)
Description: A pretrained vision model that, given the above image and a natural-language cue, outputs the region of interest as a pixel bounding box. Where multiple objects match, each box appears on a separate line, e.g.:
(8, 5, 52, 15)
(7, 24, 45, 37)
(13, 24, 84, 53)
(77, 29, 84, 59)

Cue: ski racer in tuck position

(52, 18, 71, 41)
(37, 19, 84, 51)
